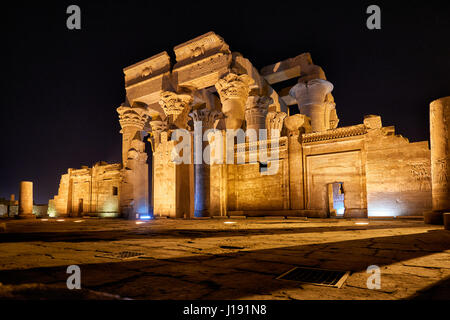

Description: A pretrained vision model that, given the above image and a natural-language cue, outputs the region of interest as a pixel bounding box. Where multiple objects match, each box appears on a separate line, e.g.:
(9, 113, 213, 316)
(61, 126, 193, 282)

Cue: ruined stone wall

(365, 128, 432, 216)
(50, 162, 122, 217)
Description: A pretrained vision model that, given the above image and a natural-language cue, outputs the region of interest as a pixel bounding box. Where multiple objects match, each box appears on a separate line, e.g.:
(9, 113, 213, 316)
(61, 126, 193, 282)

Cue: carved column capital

(149, 119, 169, 152)
(215, 73, 254, 130)
(266, 111, 287, 138)
(159, 91, 193, 129)
(289, 79, 334, 132)
(117, 104, 149, 131)
(215, 73, 254, 103)
(289, 79, 333, 106)
(189, 109, 224, 130)
(245, 96, 272, 131)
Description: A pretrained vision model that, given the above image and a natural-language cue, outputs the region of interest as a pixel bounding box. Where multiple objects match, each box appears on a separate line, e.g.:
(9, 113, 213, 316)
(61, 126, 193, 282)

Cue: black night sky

(0, 1, 449, 204)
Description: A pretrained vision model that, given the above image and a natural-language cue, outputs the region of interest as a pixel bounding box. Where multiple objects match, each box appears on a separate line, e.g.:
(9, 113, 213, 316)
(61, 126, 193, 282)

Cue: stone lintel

(260, 53, 326, 85)
(173, 31, 231, 69)
(125, 73, 172, 107)
(124, 51, 171, 88)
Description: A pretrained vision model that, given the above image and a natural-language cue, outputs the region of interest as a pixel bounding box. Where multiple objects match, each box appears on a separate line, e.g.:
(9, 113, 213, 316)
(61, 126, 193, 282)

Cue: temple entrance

(328, 182, 345, 216)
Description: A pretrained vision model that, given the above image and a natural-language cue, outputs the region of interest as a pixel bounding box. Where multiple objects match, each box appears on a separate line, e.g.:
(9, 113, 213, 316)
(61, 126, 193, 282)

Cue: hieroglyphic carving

(435, 158, 449, 184)
(409, 162, 432, 191)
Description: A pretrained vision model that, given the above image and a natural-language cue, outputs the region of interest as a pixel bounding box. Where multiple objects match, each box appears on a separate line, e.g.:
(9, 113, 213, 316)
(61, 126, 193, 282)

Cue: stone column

(156, 91, 194, 218)
(189, 108, 223, 217)
(117, 104, 150, 219)
(289, 79, 334, 132)
(117, 104, 149, 166)
(215, 73, 254, 130)
(18, 181, 34, 219)
(245, 96, 272, 138)
(425, 96, 450, 225)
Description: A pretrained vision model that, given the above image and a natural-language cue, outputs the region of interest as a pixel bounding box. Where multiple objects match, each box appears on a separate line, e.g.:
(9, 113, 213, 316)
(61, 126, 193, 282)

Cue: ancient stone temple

(49, 31, 436, 219)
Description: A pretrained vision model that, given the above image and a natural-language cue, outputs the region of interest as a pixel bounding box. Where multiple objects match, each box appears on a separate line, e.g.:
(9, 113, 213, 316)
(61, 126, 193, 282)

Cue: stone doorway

(328, 182, 345, 216)
(78, 198, 83, 216)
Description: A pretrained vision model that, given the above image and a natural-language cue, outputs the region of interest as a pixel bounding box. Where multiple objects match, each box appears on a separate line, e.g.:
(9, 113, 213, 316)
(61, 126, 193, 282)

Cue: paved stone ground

(0, 217, 449, 300)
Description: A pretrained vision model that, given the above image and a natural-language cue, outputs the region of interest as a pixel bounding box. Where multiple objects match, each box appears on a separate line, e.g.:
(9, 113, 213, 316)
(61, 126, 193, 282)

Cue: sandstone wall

(228, 159, 290, 211)
(365, 132, 431, 216)
(50, 162, 122, 217)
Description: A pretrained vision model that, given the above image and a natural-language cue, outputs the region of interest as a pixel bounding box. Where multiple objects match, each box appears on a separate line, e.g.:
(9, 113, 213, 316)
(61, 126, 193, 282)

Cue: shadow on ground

(0, 229, 448, 299)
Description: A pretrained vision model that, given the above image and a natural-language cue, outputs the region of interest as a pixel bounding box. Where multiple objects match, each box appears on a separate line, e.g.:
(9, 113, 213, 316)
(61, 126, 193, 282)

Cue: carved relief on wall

(409, 162, 432, 191)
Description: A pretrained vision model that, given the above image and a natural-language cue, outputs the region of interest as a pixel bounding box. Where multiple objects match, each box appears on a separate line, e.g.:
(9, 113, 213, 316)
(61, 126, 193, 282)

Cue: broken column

(425, 96, 450, 225)
(289, 79, 334, 132)
(215, 73, 254, 130)
(18, 181, 34, 219)
(190, 108, 223, 217)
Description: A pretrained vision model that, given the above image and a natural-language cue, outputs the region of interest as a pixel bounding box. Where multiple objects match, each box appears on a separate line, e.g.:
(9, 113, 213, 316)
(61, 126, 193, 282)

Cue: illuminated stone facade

(49, 162, 122, 217)
(49, 31, 437, 219)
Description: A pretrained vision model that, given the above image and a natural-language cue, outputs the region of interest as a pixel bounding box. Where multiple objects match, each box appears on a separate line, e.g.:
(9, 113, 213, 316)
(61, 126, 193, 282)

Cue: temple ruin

(47, 31, 448, 221)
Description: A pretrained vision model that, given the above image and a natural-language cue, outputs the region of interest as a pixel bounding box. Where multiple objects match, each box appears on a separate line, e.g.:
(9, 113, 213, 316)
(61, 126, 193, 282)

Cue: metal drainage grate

(276, 266, 350, 288)
(95, 251, 144, 260)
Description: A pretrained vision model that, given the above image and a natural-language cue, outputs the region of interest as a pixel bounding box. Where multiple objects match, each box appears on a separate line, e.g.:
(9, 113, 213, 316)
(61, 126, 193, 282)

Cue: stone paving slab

(0, 217, 449, 299)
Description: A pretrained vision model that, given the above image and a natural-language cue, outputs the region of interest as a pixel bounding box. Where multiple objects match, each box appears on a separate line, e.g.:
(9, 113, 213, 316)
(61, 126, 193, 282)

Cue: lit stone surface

(215, 73, 254, 130)
(289, 79, 334, 132)
(18, 181, 34, 219)
(44, 32, 439, 220)
(430, 97, 450, 214)
(0, 218, 448, 300)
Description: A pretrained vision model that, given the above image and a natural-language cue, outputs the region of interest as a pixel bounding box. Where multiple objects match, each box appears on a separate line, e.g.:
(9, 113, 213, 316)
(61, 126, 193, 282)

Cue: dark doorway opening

(327, 182, 345, 216)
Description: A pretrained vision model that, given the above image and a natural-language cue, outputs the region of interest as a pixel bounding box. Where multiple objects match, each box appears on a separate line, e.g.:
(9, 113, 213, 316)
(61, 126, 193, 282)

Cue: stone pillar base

(444, 213, 450, 230)
(423, 211, 444, 225)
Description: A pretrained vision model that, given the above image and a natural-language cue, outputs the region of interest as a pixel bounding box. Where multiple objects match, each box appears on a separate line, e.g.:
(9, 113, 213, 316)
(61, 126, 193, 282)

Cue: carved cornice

(302, 124, 367, 143)
(215, 73, 254, 103)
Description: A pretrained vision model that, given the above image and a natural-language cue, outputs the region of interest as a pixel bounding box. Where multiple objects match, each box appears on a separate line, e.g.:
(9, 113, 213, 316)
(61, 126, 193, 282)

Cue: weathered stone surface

(44, 32, 438, 222)
(215, 73, 254, 130)
(289, 79, 334, 132)
(49, 162, 122, 217)
(18, 181, 34, 219)
(173, 32, 232, 90)
(0, 218, 448, 300)
(260, 53, 326, 85)
(124, 52, 172, 108)
(429, 97, 450, 217)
